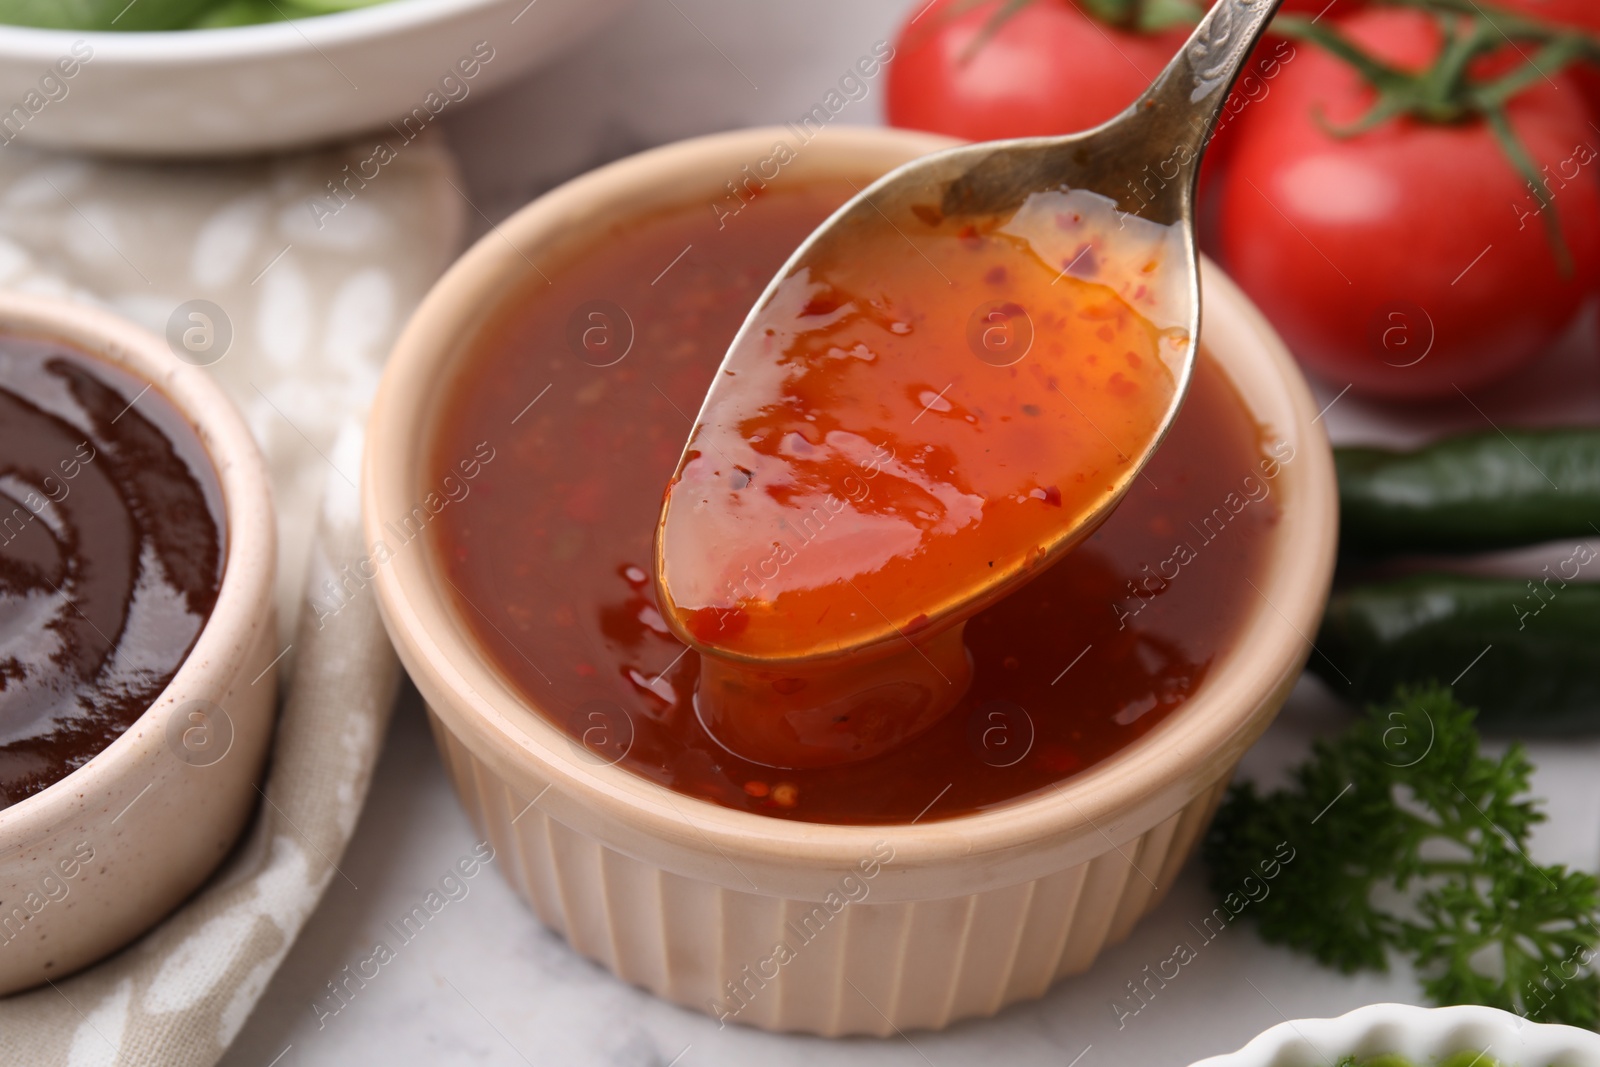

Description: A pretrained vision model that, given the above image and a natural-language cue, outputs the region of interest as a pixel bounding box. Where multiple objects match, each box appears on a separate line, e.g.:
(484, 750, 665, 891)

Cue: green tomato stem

(1272, 2, 1598, 271)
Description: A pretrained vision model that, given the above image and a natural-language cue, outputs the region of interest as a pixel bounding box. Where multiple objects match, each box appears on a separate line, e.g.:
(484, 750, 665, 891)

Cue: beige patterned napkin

(0, 132, 464, 1065)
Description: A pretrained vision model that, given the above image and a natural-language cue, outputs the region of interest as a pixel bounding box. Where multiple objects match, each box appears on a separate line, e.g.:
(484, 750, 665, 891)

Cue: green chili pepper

(1311, 573, 1600, 734)
(1337, 428, 1600, 556)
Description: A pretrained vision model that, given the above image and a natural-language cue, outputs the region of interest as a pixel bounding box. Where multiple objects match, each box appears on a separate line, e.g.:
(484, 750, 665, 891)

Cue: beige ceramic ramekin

(366, 126, 1339, 1036)
(0, 293, 277, 996)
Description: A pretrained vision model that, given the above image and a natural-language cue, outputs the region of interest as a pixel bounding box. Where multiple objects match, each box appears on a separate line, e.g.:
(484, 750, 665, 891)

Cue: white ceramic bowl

(366, 125, 1340, 1036)
(1192, 1003, 1600, 1066)
(0, 0, 625, 157)
(0, 293, 278, 995)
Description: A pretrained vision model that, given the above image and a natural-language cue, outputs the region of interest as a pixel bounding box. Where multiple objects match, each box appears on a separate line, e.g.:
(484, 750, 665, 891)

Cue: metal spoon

(655, 0, 1285, 767)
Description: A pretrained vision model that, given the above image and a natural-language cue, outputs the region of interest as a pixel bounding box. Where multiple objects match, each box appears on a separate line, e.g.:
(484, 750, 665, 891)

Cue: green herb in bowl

(0, 0, 388, 30)
(1337, 1056, 1505, 1067)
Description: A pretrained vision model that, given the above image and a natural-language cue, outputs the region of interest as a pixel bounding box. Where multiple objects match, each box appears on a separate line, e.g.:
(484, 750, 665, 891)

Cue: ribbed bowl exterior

(365, 128, 1338, 1040)
(429, 707, 1230, 1036)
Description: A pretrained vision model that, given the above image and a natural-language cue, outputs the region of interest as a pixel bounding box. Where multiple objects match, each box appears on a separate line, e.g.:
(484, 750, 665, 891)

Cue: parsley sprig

(1204, 684, 1600, 1027)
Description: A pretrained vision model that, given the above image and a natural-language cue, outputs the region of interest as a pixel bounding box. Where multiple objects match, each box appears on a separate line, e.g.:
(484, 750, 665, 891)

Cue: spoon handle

(1123, 0, 1286, 220)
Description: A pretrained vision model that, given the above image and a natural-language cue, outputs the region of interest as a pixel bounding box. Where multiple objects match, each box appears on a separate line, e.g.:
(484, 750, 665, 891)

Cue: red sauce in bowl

(427, 178, 1284, 825)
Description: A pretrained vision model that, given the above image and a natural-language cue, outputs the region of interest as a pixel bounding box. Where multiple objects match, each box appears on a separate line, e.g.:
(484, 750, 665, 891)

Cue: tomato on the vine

(883, 0, 1379, 145)
(885, 0, 1193, 141)
(1495, 1, 1600, 38)
(1494, 0, 1600, 116)
(1217, 8, 1600, 398)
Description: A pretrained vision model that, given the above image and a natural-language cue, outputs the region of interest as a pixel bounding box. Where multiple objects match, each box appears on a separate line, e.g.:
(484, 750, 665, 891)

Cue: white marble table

(220, 1, 1600, 1063)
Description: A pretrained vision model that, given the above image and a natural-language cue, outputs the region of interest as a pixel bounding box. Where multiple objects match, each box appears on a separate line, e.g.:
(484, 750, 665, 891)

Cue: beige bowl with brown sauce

(0, 293, 277, 996)
(365, 125, 1339, 1036)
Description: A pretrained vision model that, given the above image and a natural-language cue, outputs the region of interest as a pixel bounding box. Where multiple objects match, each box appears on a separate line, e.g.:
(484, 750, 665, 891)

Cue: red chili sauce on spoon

(654, 181, 1192, 768)
(427, 178, 1284, 825)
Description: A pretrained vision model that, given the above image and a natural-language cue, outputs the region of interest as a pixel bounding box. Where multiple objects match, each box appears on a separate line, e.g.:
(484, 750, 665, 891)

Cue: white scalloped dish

(1191, 1003, 1600, 1067)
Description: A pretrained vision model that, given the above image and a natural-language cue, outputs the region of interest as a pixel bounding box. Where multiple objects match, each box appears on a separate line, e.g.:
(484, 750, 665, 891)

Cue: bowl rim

(0, 0, 508, 62)
(364, 124, 1339, 892)
(0, 291, 276, 842)
(1188, 1002, 1600, 1066)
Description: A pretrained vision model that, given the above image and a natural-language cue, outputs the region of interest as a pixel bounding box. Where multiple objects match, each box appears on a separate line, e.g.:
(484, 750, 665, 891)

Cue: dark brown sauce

(427, 180, 1282, 825)
(0, 337, 224, 809)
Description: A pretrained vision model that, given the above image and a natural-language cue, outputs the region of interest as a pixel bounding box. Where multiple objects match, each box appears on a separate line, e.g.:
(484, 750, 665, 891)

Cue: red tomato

(1217, 8, 1600, 398)
(885, 0, 1192, 140)
(1197, 34, 1301, 218)
(1494, 0, 1600, 117)
(1276, 0, 1363, 12)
